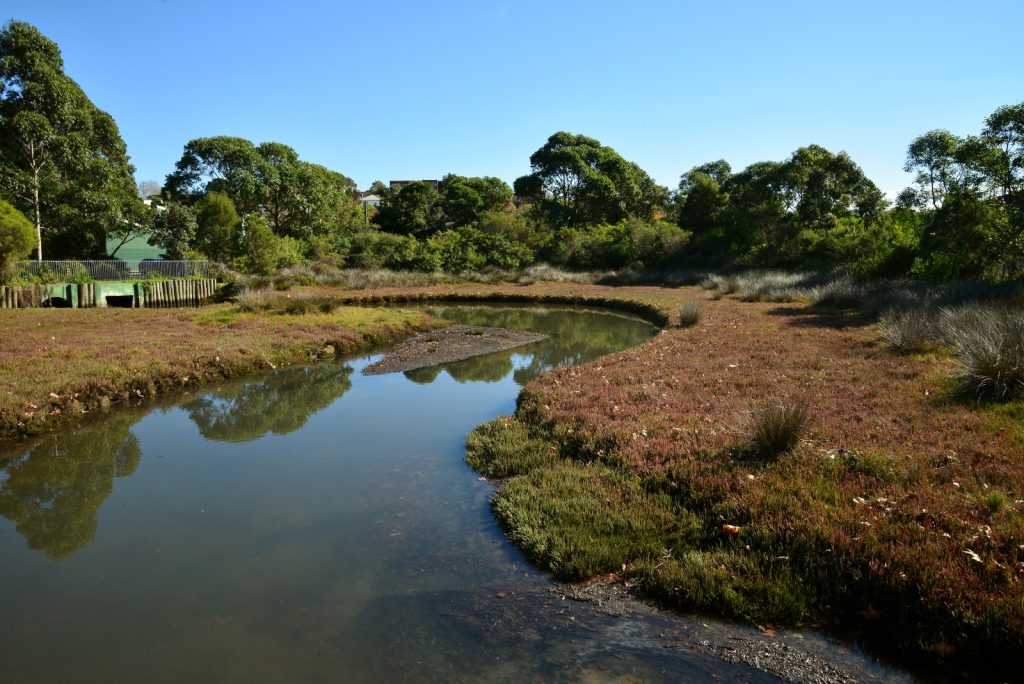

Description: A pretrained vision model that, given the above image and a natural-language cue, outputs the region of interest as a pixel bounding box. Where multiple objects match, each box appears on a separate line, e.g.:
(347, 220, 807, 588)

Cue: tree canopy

(440, 174, 513, 227)
(0, 20, 147, 259)
(901, 102, 1024, 278)
(374, 180, 444, 237)
(163, 136, 359, 241)
(514, 132, 668, 227)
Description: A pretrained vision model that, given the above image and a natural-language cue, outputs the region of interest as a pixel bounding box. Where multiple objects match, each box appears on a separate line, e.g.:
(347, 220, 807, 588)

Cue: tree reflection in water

(184, 364, 354, 443)
(0, 308, 650, 563)
(411, 305, 656, 385)
(0, 413, 142, 560)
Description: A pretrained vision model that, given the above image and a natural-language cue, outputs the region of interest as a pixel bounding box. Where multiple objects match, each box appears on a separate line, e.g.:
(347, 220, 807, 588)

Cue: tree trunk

(33, 170, 42, 261)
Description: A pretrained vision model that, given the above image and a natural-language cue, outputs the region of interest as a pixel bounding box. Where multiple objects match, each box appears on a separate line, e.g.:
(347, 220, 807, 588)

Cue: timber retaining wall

(0, 279, 219, 309)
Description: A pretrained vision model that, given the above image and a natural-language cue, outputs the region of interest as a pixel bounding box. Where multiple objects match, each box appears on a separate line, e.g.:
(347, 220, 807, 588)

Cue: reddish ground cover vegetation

(336, 281, 1023, 673)
(3, 279, 1021, 673)
(0, 304, 436, 439)
(521, 290, 1023, 652)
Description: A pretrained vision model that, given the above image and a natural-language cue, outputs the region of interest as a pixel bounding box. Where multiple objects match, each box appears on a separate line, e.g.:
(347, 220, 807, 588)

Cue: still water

(0, 305, 907, 682)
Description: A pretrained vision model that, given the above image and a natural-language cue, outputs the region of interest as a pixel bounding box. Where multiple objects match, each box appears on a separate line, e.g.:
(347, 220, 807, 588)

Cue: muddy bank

(550, 578, 899, 683)
(362, 325, 547, 375)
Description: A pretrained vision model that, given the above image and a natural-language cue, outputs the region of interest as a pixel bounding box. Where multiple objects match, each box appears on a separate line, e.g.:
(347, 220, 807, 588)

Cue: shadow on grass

(764, 304, 875, 330)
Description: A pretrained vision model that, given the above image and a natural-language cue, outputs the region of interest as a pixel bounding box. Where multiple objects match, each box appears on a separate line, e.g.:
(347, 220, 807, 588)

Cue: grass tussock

(233, 288, 274, 312)
(941, 304, 1024, 400)
(737, 399, 810, 458)
(676, 302, 703, 328)
(877, 308, 942, 353)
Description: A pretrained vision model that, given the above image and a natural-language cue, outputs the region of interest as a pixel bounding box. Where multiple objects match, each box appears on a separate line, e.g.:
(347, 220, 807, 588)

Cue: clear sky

(4, 0, 1023, 197)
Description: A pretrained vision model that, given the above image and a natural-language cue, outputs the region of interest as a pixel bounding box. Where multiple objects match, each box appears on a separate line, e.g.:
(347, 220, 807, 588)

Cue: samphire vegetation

(451, 281, 1024, 678)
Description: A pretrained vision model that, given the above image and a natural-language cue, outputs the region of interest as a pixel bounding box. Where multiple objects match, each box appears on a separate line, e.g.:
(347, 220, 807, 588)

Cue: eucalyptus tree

(514, 132, 667, 227)
(440, 174, 513, 227)
(904, 130, 962, 209)
(0, 20, 146, 258)
(374, 180, 444, 237)
(676, 160, 731, 233)
(164, 136, 358, 243)
(982, 102, 1024, 204)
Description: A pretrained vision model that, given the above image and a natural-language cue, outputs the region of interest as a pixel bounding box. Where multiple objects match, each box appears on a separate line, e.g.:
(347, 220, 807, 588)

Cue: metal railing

(11, 260, 220, 281)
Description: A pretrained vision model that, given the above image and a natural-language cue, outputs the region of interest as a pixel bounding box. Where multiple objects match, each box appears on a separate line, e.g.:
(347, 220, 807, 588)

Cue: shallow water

(0, 305, 910, 682)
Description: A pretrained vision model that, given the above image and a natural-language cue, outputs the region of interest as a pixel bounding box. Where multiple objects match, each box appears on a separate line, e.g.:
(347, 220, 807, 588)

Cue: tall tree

(193, 191, 241, 262)
(676, 161, 732, 233)
(0, 20, 145, 259)
(148, 198, 197, 260)
(164, 136, 358, 241)
(904, 130, 962, 209)
(514, 132, 667, 227)
(785, 145, 885, 228)
(982, 102, 1024, 204)
(374, 181, 444, 237)
(440, 174, 513, 227)
(163, 136, 267, 215)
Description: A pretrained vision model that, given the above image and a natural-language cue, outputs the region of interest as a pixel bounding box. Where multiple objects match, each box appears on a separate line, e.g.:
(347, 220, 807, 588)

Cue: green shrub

(242, 215, 308, 274)
(348, 229, 436, 271)
(0, 200, 35, 269)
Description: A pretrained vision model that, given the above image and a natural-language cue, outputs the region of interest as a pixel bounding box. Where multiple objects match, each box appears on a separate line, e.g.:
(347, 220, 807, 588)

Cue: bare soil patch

(362, 325, 547, 375)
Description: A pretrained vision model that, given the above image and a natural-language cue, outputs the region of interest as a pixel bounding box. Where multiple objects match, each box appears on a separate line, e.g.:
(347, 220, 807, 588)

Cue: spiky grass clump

(465, 416, 551, 478)
(732, 271, 826, 303)
(941, 304, 1024, 400)
(233, 288, 274, 312)
(810, 276, 870, 309)
(516, 264, 603, 285)
(677, 302, 703, 327)
(739, 399, 810, 458)
(878, 308, 942, 353)
(280, 295, 341, 315)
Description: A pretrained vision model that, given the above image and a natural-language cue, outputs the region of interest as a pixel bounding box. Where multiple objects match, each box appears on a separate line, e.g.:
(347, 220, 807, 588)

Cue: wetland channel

(0, 304, 912, 682)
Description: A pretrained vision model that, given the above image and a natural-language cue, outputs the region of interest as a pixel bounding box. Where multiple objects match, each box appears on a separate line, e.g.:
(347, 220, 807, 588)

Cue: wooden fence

(0, 279, 219, 309)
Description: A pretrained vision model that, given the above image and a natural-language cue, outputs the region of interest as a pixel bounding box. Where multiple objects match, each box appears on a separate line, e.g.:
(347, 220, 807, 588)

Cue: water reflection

(184, 364, 354, 443)
(404, 349, 522, 384)
(418, 305, 656, 384)
(0, 413, 141, 560)
(0, 306, 906, 682)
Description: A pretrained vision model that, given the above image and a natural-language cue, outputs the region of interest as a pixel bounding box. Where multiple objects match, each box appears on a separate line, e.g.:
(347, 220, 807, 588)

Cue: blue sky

(4, 1, 1023, 197)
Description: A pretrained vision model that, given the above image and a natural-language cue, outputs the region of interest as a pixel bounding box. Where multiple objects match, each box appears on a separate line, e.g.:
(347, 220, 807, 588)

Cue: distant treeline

(1, 20, 1021, 282)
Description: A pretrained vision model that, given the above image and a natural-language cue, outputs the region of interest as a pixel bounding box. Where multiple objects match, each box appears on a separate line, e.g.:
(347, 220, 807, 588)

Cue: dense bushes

(0, 199, 35, 270)
(554, 219, 689, 270)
